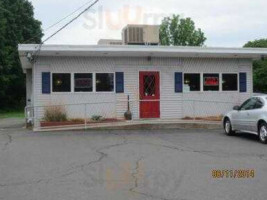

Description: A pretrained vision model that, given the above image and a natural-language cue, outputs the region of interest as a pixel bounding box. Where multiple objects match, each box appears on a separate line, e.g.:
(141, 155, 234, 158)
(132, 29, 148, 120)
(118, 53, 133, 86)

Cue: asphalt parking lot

(0, 122, 267, 200)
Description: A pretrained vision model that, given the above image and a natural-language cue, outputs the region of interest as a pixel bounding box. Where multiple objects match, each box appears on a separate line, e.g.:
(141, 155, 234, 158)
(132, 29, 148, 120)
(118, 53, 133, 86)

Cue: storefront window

(52, 73, 71, 92)
(203, 73, 219, 91)
(184, 74, 200, 92)
(96, 73, 114, 92)
(74, 73, 93, 92)
(222, 74, 237, 91)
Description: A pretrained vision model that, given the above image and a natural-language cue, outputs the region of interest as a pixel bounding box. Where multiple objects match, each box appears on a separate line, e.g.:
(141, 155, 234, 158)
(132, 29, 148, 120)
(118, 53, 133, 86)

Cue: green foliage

(43, 106, 68, 122)
(91, 115, 103, 121)
(160, 15, 206, 46)
(0, 0, 43, 111)
(0, 110, 24, 119)
(244, 39, 267, 93)
(244, 39, 267, 48)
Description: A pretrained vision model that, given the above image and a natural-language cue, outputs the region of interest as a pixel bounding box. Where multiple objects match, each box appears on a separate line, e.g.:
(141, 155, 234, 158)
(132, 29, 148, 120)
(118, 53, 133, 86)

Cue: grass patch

(0, 110, 24, 119)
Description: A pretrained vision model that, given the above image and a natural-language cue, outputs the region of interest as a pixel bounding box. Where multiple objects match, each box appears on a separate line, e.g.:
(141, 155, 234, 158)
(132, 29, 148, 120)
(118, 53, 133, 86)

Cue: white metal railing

(25, 99, 237, 130)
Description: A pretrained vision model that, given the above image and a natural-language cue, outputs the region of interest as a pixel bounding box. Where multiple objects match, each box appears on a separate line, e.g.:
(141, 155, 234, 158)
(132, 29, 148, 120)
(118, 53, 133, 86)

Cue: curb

(34, 121, 222, 132)
(88, 122, 222, 130)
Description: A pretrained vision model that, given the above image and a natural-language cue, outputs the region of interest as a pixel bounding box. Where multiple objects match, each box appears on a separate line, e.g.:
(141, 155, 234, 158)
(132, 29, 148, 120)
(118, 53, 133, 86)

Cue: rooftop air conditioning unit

(122, 25, 160, 45)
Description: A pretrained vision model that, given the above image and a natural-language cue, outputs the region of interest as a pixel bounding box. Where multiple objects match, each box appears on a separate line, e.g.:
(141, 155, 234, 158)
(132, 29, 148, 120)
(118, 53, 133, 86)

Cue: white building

(97, 39, 123, 45)
(18, 44, 267, 128)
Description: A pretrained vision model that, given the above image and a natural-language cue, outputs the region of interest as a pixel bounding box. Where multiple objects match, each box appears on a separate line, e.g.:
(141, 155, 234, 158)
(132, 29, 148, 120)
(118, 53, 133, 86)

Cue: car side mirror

(233, 106, 240, 111)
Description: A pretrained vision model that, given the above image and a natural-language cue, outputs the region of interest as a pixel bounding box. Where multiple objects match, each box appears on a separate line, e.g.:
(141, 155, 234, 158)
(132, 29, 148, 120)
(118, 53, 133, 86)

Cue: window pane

(143, 75, 156, 96)
(96, 73, 114, 92)
(184, 74, 200, 91)
(222, 74, 237, 91)
(254, 99, 264, 109)
(74, 73, 93, 92)
(52, 73, 71, 92)
(240, 98, 257, 110)
(203, 74, 219, 91)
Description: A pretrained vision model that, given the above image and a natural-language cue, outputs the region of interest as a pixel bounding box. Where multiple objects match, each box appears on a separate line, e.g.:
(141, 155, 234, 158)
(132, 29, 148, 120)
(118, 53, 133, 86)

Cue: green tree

(160, 15, 206, 46)
(244, 39, 267, 93)
(0, 0, 43, 111)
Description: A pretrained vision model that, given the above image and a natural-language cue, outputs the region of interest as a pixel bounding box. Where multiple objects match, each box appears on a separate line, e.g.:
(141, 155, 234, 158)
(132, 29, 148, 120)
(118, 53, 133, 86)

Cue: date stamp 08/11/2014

(212, 169, 255, 179)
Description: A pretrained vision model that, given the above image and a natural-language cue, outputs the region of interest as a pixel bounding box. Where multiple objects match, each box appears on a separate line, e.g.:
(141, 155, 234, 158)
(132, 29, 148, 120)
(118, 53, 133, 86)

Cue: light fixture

(56, 79, 63, 86)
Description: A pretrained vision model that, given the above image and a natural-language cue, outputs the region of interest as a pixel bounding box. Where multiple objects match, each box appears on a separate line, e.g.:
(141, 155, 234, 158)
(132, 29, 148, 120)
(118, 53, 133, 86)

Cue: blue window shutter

(175, 72, 183, 93)
(42, 72, 51, 94)
(239, 73, 247, 93)
(116, 72, 124, 93)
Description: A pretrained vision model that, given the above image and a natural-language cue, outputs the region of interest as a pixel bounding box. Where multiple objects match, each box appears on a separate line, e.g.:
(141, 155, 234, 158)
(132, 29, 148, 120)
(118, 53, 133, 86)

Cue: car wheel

(224, 119, 235, 136)
(258, 122, 267, 144)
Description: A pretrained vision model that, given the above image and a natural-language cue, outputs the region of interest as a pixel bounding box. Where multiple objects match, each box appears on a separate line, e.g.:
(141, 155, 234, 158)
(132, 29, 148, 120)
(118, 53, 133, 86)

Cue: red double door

(139, 71, 160, 118)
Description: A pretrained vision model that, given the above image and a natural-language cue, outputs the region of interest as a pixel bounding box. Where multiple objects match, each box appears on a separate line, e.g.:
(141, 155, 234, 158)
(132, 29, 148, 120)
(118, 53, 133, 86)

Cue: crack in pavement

(129, 141, 213, 156)
(0, 150, 108, 188)
(258, 154, 267, 162)
(129, 141, 267, 162)
(0, 135, 128, 188)
(130, 190, 182, 200)
(2, 132, 12, 151)
(129, 157, 143, 193)
(47, 134, 129, 180)
(0, 178, 49, 188)
(80, 135, 129, 177)
(69, 132, 267, 174)
(129, 156, 186, 200)
(1, 131, 266, 190)
(60, 150, 108, 179)
(58, 139, 129, 179)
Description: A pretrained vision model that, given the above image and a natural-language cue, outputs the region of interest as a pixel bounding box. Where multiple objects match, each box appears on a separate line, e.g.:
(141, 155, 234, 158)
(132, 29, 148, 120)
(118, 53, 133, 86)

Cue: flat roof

(18, 44, 267, 70)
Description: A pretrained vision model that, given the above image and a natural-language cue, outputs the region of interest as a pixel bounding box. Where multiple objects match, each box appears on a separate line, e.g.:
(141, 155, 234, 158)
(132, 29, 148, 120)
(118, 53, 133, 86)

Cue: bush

(91, 115, 103, 121)
(43, 106, 67, 122)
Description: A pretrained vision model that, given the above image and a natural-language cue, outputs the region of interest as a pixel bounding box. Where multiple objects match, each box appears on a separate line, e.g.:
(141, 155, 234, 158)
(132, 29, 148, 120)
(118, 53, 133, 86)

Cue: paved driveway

(0, 124, 267, 200)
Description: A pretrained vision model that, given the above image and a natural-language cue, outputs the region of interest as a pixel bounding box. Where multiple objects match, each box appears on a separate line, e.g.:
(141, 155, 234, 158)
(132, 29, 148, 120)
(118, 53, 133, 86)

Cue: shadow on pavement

(233, 132, 260, 143)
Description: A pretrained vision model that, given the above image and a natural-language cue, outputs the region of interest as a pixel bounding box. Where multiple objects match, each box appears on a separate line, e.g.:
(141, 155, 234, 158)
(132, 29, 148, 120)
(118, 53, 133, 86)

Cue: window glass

(240, 98, 257, 110)
(143, 75, 156, 96)
(184, 74, 200, 91)
(222, 74, 237, 91)
(254, 98, 264, 109)
(203, 74, 219, 91)
(52, 73, 71, 92)
(96, 73, 114, 92)
(74, 73, 93, 92)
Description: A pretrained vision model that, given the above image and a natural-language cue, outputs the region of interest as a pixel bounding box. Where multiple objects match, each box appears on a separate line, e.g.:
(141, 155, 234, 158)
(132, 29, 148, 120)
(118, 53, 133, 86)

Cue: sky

(30, 0, 267, 47)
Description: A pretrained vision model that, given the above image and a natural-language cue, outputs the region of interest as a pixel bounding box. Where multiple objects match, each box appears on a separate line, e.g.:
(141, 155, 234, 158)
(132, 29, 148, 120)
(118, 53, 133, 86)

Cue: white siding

(114, 57, 182, 119)
(33, 56, 253, 124)
(33, 58, 117, 124)
(181, 58, 252, 117)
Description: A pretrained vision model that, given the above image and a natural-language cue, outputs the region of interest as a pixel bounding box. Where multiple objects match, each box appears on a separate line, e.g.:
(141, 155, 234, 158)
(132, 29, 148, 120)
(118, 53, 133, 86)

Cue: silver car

(223, 96, 267, 144)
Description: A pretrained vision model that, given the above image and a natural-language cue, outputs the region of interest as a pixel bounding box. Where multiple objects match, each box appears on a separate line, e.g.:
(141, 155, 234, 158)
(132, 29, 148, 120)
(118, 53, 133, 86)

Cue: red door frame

(139, 71, 160, 118)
